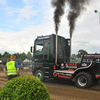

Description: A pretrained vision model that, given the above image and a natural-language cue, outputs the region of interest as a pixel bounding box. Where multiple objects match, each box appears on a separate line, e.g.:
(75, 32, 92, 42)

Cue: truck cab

(31, 34, 70, 80)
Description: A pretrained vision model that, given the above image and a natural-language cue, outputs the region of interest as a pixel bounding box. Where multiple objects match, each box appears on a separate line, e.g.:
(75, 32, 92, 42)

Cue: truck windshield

(35, 44, 43, 52)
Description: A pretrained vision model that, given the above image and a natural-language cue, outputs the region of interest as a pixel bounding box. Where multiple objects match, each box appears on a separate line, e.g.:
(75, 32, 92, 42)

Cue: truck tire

(74, 72, 93, 88)
(34, 70, 44, 82)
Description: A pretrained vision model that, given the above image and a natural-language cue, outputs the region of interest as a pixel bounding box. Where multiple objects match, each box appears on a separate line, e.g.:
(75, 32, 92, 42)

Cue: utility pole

(94, 10, 100, 25)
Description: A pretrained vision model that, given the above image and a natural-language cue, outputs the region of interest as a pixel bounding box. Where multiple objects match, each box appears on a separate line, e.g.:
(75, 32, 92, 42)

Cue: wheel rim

(78, 76, 87, 87)
(36, 73, 42, 80)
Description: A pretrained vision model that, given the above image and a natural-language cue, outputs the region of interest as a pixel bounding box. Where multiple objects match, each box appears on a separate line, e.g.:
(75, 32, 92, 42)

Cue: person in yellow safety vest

(3, 55, 19, 80)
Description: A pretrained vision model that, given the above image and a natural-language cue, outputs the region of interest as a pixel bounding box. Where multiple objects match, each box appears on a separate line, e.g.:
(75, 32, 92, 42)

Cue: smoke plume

(51, 0, 67, 34)
(66, 0, 89, 38)
(51, 0, 89, 37)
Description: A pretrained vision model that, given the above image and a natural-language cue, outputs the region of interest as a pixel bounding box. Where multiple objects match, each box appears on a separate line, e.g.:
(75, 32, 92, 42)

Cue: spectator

(3, 55, 19, 80)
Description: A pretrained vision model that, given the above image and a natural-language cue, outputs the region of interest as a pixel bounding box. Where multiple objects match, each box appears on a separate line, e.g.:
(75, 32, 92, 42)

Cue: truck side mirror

(30, 46, 34, 53)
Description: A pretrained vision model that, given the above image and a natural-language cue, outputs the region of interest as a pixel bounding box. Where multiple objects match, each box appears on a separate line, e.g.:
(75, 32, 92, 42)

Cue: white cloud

(22, 0, 35, 5)
(0, 0, 6, 4)
(5, 5, 37, 22)
(90, 0, 100, 10)
(22, 0, 50, 5)
(6, 10, 14, 17)
(16, 5, 37, 22)
(4, 7, 10, 10)
(0, 22, 54, 54)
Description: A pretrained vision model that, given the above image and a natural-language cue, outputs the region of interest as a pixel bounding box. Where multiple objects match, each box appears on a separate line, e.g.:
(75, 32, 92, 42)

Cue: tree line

(71, 49, 99, 62)
(0, 51, 33, 61)
(0, 49, 98, 63)
(71, 49, 88, 62)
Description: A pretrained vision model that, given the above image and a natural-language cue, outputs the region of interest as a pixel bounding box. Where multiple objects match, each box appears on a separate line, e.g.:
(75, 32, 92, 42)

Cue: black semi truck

(31, 34, 100, 88)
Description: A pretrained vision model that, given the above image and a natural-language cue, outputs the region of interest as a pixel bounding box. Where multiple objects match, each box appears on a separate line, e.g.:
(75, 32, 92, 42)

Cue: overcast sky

(0, 0, 100, 55)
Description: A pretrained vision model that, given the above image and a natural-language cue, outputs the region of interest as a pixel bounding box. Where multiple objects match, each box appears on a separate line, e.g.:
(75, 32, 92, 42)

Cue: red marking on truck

(75, 63, 77, 66)
(68, 68, 74, 71)
(96, 75, 100, 78)
(84, 55, 100, 58)
(53, 72, 57, 77)
(68, 63, 77, 66)
(66, 64, 68, 66)
(58, 74, 72, 79)
(54, 65, 56, 69)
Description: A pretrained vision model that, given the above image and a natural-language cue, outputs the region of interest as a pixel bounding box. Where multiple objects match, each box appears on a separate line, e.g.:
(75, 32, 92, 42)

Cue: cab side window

(35, 44, 43, 52)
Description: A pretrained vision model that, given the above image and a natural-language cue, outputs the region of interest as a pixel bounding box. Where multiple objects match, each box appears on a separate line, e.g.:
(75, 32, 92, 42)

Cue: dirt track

(0, 66, 100, 100)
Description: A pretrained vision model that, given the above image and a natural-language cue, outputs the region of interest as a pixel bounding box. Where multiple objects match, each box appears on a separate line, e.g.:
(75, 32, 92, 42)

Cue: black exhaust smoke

(66, 0, 89, 38)
(51, 0, 67, 34)
(51, 0, 89, 37)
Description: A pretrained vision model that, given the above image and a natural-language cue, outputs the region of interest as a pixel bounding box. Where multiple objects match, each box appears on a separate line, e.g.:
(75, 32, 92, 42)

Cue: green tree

(95, 53, 98, 54)
(20, 52, 27, 61)
(0, 53, 2, 58)
(27, 51, 32, 60)
(13, 52, 27, 60)
(13, 53, 21, 59)
(71, 54, 77, 61)
(77, 49, 88, 58)
(3, 51, 11, 58)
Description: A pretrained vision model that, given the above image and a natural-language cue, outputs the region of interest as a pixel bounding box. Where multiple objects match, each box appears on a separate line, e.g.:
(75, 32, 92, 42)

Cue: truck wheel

(34, 70, 44, 82)
(74, 72, 93, 88)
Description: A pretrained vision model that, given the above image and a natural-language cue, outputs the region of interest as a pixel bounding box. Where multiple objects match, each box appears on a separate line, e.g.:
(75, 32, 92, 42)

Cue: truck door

(34, 40, 44, 62)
